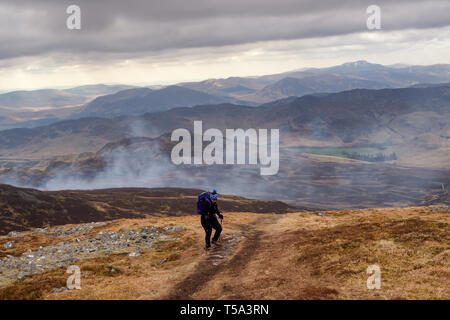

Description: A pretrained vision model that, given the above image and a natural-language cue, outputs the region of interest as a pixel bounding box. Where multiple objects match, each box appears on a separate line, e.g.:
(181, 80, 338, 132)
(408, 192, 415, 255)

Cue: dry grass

(191, 207, 449, 300)
(0, 212, 257, 300)
(0, 208, 448, 300)
(0, 269, 67, 300)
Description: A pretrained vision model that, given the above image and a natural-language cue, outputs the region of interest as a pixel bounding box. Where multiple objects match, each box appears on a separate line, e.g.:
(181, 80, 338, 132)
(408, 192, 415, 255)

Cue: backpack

(197, 192, 211, 215)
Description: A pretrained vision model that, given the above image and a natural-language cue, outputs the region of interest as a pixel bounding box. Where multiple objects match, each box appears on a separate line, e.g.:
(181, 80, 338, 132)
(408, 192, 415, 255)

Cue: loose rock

(3, 241, 14, 250)
(7, 231, 22, 237)
(53, 287, 68, 293)
(163, 225, 184, 233)
(0, 223, 180, 285)
(128, 252, 141, 257)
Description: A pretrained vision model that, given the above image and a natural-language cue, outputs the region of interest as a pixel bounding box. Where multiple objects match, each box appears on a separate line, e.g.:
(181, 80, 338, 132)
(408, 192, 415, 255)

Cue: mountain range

(0, 85, 448, 160)
(0, 61, 448, 208)
(1, 61, 450, 130)
(0, 84, 448, 208)
(179, 60, 450, 103)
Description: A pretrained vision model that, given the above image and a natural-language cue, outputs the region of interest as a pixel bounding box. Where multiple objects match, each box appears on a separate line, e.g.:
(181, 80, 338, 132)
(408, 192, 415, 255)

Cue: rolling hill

(76, 85, 248, 118)
(243, 74, 388, 103)
(0, 84, 137, 130)
(0, 184, 294, 235)
(0, 89, 86, 109)
(0, 85, 136, 109)
(0, 85, 448, 162)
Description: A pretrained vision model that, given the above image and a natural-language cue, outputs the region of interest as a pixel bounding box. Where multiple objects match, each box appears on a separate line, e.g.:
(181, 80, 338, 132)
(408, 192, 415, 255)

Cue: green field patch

(287, 146, 396, 162)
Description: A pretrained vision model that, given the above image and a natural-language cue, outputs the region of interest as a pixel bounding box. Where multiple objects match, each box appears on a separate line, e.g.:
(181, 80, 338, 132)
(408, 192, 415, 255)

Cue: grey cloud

(0, 0, 449, 62)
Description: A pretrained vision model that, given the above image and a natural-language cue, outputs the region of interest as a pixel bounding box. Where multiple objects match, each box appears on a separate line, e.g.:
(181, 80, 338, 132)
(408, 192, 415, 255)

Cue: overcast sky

(0, 0, 449, 91)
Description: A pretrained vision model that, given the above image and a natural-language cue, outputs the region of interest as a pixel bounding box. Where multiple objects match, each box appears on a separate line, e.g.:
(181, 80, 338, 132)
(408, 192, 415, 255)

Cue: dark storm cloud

(0, 0, 449, 61)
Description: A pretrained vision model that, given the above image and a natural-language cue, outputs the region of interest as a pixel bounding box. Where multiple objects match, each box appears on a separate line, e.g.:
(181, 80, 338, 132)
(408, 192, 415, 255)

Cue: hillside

(0, 125, 449, 210)
(0, 89, 87, 109)
(0, 117, 131, 158)
(0, 206, 448, 299)
(244, 74, 387, 103)
(0, 85, 448, 164)
(0, 85, 136, 130)
(0, 184, 295, 235)
(76, 86, 247, 118)
(0, 85, 136, 109)
(0, 85, 448, 210)
(1, 61, 449, 130)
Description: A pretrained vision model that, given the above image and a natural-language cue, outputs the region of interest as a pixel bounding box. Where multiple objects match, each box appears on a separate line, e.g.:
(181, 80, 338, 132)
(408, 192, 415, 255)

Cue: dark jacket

(201, 197, 223, 219)
(211, 202, 223, 219)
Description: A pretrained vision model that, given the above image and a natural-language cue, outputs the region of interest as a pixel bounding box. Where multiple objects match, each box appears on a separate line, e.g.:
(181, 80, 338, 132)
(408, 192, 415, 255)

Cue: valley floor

(0, 207, 448, 300)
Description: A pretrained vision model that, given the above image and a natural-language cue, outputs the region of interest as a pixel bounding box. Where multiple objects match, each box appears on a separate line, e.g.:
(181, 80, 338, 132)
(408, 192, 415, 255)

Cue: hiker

(197, 189, 224, 249)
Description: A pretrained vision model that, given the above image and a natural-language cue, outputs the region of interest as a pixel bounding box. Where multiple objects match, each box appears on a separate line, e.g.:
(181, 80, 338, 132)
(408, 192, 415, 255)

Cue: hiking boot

(212, 239, 221, 246)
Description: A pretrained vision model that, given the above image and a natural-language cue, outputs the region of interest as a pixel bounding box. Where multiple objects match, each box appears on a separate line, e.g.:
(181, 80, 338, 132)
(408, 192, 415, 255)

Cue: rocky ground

(0, 221, 184, 288)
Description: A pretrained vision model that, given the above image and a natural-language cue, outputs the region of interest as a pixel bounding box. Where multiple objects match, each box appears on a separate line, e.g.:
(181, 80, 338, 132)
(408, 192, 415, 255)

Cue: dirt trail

(165, 215, 279, 299)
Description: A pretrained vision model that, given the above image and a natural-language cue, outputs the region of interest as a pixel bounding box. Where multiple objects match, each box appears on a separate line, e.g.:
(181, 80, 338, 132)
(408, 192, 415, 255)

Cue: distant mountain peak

(341, 60, 374, 67)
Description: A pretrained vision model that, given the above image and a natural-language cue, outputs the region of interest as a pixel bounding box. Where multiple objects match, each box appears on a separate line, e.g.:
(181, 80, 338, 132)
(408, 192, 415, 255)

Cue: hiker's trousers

(201, 214, 222, 247)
